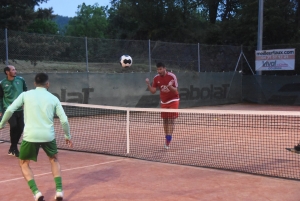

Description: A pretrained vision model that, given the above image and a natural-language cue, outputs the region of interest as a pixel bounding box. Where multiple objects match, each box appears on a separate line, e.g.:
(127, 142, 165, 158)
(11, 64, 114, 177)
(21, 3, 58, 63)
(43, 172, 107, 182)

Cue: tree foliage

(0, 0, 49, 30)
(53, 16, 71, 35)
(26, 19, 58, 34)
(65, 3, 108, 38)
(25, 7, 58, 34)
(106, 0, 208, 42)
(105, 0, 300, 45)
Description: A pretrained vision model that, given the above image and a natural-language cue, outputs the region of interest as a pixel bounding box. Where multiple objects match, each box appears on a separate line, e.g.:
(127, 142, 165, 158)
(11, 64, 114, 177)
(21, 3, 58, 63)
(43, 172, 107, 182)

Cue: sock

(165, 135, 172, 146)
(28, 179, 39, 195)
(54, 177, 63, 192)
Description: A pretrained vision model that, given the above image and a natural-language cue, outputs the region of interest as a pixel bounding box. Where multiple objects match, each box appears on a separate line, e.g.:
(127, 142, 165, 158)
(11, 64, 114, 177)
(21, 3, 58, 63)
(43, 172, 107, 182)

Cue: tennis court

(1, 103, 300, 200)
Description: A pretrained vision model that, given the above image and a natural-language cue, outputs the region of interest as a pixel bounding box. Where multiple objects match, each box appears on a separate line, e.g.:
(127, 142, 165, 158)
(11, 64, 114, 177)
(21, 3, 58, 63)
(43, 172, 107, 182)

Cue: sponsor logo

(262, 61, 276, 67)
(267, 83, 300, 105)
(180, 84, 230, 100)
(160, 85, 170, 93)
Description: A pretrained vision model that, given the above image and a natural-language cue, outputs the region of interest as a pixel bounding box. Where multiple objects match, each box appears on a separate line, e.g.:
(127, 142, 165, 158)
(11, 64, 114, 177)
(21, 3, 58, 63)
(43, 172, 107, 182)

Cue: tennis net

(1, 102, 300, 180)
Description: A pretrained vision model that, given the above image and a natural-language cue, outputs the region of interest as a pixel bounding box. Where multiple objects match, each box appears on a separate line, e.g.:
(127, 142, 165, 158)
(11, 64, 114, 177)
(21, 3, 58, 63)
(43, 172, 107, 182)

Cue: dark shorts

(19, 139, 58, 162)
(160, 101, 179, 119)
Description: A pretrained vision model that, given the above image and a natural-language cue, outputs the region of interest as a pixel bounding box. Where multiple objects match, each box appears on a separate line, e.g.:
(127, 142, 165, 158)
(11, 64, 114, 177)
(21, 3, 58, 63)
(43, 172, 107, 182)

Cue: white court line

(0, 158, 126, 184)
(181, 137, 275, 153)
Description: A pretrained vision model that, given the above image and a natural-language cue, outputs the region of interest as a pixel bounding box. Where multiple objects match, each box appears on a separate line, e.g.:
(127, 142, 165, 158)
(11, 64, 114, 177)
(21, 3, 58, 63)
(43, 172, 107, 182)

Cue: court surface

(1, 103, 300, 201)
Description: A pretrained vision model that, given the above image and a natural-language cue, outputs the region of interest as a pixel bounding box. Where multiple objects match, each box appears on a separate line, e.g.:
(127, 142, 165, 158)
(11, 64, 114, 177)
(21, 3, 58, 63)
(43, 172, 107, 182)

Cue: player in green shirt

(0, 65, 27, 157)
(0, 73, 73, 201)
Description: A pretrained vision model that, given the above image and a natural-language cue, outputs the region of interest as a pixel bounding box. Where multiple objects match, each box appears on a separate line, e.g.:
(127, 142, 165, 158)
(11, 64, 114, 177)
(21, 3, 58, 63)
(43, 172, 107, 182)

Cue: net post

(126, 109, 130, 154)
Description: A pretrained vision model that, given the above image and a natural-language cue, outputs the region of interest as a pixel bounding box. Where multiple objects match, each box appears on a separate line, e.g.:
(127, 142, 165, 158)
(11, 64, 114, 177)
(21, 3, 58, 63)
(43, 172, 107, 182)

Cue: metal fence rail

(1, 29, 299, 74)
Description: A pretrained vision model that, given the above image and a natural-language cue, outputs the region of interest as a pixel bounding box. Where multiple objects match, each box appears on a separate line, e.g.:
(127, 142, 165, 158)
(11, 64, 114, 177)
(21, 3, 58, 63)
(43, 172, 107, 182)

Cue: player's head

(156, 62, 166, 76)
(35, 73, 49, 88)
(4, 65, 17, 78)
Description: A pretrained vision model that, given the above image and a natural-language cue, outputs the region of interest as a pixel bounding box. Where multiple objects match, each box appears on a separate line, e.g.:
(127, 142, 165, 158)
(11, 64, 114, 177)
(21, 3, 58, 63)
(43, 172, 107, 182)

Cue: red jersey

(152, 72, 179, 104)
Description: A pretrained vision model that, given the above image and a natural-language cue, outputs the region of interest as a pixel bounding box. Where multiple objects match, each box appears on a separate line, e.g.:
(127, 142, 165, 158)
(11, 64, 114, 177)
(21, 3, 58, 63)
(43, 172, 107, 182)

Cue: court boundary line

(0, 158, 126, 184)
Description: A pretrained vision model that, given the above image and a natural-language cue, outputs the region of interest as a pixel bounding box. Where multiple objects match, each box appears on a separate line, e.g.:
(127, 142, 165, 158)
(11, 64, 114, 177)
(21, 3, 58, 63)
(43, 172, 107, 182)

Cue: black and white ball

(120, 55, 132, 68)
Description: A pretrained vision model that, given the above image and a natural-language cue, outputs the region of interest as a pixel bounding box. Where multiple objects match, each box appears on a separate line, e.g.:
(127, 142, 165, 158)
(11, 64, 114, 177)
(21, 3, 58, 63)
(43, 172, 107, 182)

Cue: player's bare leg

(20, 160, 44, 201)
(163, 118, 175, 149)
(49, 155, 64, 201)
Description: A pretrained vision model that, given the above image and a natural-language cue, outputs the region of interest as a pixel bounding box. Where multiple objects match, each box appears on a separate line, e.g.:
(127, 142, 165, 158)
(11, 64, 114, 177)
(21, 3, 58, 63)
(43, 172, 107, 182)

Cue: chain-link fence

(1, 29, 299, 74)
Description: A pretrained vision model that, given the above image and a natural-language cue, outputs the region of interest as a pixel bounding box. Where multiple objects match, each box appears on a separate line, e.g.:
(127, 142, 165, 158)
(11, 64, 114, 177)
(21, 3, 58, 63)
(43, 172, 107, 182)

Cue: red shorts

(160, 101, 179, 119)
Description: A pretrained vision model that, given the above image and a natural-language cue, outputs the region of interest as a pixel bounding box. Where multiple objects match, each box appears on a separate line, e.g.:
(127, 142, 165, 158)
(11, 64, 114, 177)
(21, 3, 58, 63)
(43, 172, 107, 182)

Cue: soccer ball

(120, 55, 132, 68)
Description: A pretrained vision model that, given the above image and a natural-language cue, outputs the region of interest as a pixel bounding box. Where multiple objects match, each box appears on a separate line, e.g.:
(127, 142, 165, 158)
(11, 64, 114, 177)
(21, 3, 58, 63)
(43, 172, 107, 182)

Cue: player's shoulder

(14, 76, 25, 82)
(15, 76, 25, 81)
(0, 77, 7, 84)
(167, 71, 177, 77)
(34, 89, 60, 102)
(153, 74, 160, 79)
(48, 92, 60, 103)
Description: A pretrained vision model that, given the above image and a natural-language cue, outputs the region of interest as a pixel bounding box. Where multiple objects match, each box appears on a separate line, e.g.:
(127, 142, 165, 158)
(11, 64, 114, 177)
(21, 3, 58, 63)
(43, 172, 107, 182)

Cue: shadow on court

(1, 141, 300, 201)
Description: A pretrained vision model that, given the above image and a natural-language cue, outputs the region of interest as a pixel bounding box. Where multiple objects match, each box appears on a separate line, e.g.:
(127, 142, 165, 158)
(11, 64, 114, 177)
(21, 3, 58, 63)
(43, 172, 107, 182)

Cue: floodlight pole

(198, 43, 200, 72)
(85, 37, 89, 72)
(5, 28, 8, 65)
(148, 39, 151, 72)
(256, 0, 263, 75)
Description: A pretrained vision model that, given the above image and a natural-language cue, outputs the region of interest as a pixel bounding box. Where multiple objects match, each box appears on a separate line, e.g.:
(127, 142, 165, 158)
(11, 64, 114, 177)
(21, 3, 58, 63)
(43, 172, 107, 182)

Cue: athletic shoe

(8, 149, 13, 156)
(54, 191, 64, 201)
(295, 144, 300, 151)
(14, 149, 19, 157)
(33, 192, 44, 201)
(8, 149, 19, 157)
(164, 144, 170, 149)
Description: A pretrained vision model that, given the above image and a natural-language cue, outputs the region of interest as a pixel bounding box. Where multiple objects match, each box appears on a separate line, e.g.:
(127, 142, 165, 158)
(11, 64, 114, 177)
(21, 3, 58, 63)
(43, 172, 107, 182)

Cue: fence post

(198, 43, 200, 72)
(5, 28, 8, 65)
(85, 37, 89, 72)
(148, 39, 151, 72)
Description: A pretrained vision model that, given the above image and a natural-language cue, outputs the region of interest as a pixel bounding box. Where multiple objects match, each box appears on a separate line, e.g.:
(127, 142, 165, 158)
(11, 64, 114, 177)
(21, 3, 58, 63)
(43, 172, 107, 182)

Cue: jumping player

(145, 62, 179, 149)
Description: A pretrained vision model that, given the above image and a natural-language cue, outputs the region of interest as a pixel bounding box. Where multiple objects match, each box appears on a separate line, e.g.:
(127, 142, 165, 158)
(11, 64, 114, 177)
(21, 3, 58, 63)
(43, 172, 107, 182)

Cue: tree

(0, 0, 48, 31)
(53, 15, 71, 35)
(107, 0, 208, 42)
(26, 7, 58, 34)
(224, 0, 298, 46)
(65, 3, 108, 38)
(26, 19, 58, 34)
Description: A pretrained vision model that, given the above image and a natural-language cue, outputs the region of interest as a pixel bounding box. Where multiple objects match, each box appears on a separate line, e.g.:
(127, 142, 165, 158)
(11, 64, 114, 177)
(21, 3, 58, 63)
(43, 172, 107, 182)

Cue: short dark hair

(35, 73, 48, 85)
(4, 66, 10, 75)
(156, 62, 165, 68)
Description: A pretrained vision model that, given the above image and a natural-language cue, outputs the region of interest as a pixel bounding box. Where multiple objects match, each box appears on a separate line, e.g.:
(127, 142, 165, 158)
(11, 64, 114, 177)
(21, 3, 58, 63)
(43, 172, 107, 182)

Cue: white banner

(255, 49, 295, 71)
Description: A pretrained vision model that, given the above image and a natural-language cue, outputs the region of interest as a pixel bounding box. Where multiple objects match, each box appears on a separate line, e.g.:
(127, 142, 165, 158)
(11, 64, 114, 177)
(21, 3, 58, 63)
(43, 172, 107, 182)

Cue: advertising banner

(255, 49, 295, 71)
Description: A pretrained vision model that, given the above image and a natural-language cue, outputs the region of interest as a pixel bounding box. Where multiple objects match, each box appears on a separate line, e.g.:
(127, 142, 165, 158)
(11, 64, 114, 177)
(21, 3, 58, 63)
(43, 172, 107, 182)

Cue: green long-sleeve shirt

(0, 76, 27, 113)
(0, 87, 71, 142)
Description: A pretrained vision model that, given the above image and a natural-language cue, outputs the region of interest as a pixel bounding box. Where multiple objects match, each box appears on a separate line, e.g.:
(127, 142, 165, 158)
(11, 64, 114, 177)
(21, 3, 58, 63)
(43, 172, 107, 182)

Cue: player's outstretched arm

(55, 103, 72, 145)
